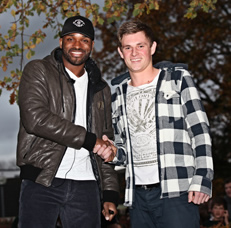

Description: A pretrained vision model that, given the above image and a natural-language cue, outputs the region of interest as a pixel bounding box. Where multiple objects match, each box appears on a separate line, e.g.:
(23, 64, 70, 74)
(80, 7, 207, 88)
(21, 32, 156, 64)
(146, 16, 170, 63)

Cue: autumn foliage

(0, 0, 217, 103)
(1, 0, 231, 176)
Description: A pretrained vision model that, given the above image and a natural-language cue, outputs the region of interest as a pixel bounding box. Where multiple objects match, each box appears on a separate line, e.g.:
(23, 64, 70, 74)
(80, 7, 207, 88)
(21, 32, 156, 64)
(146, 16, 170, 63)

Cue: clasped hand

(93, 135, 117, 162)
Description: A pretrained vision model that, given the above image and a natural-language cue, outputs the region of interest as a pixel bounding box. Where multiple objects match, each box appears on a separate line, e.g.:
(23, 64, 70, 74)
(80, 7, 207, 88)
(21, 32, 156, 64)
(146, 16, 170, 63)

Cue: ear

(117, 47, 124, 59)
(59, 38, 63, 49)
(151, 41, 157, 55)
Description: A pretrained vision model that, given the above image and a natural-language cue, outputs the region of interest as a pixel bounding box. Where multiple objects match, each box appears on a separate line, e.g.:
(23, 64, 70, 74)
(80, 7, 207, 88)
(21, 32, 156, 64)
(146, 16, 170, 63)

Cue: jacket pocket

(163, 90, 180, 100)
(161, 90, 183, 123)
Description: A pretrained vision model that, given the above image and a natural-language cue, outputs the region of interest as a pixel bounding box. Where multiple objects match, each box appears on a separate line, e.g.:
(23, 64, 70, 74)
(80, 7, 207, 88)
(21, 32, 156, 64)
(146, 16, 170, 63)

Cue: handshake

(93, 135, 117, 162)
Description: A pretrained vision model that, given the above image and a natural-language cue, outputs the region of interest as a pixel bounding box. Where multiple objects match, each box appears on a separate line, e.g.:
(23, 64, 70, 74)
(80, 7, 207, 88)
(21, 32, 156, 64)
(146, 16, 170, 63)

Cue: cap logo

(73, 19, 85, 27)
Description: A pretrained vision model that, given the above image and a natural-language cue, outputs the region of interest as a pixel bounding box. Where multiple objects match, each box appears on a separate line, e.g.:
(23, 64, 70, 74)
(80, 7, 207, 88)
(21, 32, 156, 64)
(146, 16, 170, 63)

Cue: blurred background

(0, 0, 230, 227)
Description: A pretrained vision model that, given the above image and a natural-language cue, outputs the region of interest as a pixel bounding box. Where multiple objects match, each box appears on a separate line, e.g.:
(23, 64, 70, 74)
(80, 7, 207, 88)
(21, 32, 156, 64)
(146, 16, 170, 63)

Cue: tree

(96, 0, 231, 177)
(0, 0, 216, 104)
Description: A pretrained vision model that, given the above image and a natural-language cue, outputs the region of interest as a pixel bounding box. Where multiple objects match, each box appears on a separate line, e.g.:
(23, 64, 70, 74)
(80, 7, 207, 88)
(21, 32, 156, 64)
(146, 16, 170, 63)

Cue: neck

(67, 66, 85, 78)
(62, 59, 85, 77)
(130, 67, 159, 87)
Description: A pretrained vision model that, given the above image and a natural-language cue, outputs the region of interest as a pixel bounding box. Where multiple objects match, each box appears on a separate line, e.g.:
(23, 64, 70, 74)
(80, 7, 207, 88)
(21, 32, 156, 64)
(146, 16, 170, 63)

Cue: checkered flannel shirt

(111, 64, 214, 207)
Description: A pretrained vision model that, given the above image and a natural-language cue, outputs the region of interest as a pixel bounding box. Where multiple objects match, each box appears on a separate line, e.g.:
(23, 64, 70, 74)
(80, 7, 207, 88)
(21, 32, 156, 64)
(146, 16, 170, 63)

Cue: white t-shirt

(55, 68, 95, 180)
(126, 71, 161, 185)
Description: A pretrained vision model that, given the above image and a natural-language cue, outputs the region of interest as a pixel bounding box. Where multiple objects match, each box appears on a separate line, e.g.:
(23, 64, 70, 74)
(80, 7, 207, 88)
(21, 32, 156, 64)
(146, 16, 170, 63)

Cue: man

(17, 15, 119, 228)
(224, 177, 231, 221)
(95, 19, 213, 228)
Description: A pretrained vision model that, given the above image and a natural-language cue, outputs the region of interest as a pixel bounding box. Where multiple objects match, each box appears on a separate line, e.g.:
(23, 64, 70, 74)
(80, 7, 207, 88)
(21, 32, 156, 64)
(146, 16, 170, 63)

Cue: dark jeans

(160, 193, 200, 228)
(18, 178, 101, 228)
(130, 186, 200, 228)
(130, 186, 163, 228)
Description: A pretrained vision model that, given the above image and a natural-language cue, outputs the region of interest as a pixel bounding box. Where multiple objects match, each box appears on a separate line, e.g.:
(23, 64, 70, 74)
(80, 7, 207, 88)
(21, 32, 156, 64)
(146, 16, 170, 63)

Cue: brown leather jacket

(16, 48, 119, 204)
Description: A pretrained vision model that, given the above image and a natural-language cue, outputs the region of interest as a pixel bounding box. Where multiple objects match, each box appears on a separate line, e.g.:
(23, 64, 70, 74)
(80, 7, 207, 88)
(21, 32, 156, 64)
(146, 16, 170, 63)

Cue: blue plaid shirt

(111, 63, 213, 207)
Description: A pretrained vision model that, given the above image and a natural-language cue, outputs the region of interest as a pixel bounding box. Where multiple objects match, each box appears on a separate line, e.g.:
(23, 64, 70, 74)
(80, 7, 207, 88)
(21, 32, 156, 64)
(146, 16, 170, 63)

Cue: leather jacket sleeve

(101, 86, 120, 204)
(90, 83, 120, 204)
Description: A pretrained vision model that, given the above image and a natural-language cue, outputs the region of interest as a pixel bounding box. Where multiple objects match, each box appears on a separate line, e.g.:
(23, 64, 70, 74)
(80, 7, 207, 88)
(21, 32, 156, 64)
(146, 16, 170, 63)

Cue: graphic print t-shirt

(126, 71, 160, 185)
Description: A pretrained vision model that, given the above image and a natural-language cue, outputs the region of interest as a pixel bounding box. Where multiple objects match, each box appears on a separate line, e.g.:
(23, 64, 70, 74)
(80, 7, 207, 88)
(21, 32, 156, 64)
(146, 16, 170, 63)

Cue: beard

(62, 47, 91, 66)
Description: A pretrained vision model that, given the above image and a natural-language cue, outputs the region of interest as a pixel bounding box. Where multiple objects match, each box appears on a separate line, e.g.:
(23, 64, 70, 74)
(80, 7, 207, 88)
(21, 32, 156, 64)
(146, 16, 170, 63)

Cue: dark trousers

(130, 186, 200, 228)
(130, 186, 163, 228)
(160, 192, 200, 228)
(18, 178, 101, 228)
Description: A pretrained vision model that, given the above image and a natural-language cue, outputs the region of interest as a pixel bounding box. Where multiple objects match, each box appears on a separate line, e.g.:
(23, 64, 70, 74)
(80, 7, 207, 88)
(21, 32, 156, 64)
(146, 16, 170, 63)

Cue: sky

(0, 91, 19, 162)
(0, 13, 20, 163)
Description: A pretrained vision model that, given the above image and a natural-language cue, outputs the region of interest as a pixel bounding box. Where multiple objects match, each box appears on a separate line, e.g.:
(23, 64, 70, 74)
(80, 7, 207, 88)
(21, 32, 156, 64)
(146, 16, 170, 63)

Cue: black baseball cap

(60, 15, 95, 40)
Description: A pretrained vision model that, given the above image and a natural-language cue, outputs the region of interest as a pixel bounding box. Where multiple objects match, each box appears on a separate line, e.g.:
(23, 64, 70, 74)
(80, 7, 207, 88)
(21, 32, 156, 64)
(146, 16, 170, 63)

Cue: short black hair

(211, 196, 227, 210)
(224, 177, 231, 185)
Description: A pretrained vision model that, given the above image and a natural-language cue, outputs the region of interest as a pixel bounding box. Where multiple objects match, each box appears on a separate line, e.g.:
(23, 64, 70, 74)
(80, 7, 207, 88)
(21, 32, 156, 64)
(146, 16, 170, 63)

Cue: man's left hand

(102, 202, 117, 221)
(188, 191, 210, 204)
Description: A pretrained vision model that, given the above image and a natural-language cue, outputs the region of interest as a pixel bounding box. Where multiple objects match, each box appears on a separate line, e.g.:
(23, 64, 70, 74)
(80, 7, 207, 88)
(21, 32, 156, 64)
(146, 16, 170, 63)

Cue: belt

(135, 183, 160, 190)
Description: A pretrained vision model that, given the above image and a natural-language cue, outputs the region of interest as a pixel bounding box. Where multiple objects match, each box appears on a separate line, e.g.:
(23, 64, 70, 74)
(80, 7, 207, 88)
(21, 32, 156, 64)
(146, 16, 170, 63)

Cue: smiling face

(59, 33, 94, 68)
(211, 204, 225, 221)
(118, 31, 156, 74)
